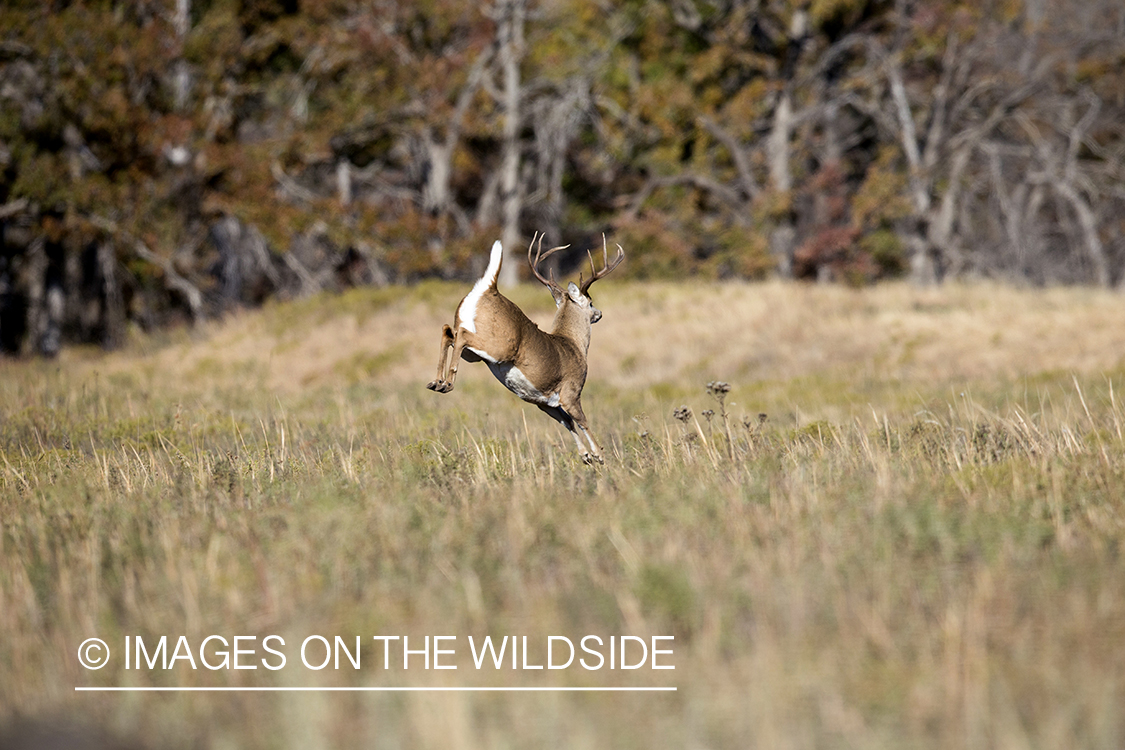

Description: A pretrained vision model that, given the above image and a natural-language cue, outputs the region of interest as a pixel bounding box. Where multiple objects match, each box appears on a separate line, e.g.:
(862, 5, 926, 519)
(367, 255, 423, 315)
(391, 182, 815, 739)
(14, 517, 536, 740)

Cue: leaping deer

(426, 235, 625, 464)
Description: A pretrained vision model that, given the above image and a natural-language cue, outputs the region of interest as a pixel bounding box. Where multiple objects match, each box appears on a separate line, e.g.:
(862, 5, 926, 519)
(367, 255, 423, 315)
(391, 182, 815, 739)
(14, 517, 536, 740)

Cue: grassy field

(1, 279, 1124, 749)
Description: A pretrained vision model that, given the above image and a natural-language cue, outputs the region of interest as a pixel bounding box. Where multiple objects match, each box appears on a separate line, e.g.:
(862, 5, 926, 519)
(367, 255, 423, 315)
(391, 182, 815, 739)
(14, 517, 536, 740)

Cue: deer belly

(484, 361, 560, 407)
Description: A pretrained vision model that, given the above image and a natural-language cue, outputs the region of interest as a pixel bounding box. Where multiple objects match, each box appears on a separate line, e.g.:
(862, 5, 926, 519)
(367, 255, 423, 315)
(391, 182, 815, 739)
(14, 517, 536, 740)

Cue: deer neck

(549, 302, 592, 355)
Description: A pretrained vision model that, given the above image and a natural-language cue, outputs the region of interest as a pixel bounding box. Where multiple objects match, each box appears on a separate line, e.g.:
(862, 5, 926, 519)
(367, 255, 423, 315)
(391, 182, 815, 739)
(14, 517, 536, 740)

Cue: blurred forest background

(1, 0, 1123, 356)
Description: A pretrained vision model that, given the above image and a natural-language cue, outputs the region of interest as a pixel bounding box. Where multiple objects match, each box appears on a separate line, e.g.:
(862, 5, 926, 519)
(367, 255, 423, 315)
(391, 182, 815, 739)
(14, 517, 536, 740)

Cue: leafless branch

(0, 198, 29, 220)
(271, 161, 319, 203)
(88, 215, 205, 321)
(625, 173, 746, 221)
(698, 116, 759, 200)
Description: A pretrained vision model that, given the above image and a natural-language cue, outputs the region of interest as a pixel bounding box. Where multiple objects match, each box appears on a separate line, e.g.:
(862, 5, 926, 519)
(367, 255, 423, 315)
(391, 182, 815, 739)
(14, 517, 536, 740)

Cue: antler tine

(527, 232, 568, 290)
(579, 233, 625, 295)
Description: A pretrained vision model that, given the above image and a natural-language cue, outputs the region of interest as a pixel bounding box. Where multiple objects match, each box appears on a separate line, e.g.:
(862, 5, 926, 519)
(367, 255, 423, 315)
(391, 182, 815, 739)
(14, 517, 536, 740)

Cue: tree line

(1, 0, 1123, 355)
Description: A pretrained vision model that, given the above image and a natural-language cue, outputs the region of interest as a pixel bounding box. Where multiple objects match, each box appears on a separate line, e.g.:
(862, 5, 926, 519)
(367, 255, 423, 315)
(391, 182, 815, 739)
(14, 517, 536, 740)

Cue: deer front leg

(537, 402, 602, 465)
(559, 395, 604, 464)
(427, 324, 456, 392)
(536, 404, 593, 463)
(576, 424, 603, 464)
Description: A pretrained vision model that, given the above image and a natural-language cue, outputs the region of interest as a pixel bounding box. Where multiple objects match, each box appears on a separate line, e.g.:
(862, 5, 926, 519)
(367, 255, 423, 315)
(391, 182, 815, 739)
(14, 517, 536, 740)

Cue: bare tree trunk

(173, 0, 191, 111)
(496, 0, 526, 288)
(99, 241, 124, 349)
(336, 159, 351, 207)
(535, 81, 589, 247)
(1054, 181, 1110, 287)
(767, 89, 794, 197)
(765, 8, 807, 279)
(421, 44, 493, 218)
(822, 98, 842, 164)
(476, 168, 502, 229)
(885, 52, 941, 285)
(42, 276, 63, 356)
(421, 133, 451, 216)
(21, 237, 45, 357)
(924, 144, 971, 276)
(766, 88, 795, 278)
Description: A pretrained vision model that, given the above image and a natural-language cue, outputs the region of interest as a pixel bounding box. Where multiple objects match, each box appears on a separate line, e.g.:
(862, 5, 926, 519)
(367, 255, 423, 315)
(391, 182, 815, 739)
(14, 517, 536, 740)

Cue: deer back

(458, 287, 590, 394)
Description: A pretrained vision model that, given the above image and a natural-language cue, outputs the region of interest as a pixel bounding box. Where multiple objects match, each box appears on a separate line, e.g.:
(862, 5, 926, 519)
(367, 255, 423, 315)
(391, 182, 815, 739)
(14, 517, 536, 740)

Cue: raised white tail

(459, 240, 503, 333)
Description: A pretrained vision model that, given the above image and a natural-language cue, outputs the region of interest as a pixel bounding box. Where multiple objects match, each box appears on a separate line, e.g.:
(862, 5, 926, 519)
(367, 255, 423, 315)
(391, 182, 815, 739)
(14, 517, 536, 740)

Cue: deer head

(529, 233, 624, 329)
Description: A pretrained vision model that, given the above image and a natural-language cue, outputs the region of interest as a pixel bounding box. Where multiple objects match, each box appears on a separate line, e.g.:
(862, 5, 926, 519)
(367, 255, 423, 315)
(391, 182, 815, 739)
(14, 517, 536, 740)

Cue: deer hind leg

(427, 324, 456, 392)
(439, 326, 482, 393)
(431, 326, 486, 394)
(558, 395, 604, 464)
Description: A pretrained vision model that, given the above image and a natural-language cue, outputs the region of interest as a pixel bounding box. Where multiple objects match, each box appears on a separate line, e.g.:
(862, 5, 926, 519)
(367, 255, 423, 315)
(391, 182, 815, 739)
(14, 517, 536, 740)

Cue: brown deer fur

(426, 236, 624, 464)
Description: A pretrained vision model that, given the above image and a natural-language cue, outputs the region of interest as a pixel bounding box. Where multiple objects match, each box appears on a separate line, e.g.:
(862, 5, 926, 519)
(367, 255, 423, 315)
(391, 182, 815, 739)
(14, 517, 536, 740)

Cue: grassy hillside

(2, 280, 1124, 749)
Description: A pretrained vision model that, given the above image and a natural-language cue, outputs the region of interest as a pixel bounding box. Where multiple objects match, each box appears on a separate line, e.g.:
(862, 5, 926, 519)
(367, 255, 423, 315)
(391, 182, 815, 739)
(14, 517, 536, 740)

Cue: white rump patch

(458, 240, 503, 333)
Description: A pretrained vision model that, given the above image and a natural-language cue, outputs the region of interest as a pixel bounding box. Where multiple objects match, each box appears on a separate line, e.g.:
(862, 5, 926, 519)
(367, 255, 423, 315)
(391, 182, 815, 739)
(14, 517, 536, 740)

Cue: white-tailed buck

(427, 235, 625, 464)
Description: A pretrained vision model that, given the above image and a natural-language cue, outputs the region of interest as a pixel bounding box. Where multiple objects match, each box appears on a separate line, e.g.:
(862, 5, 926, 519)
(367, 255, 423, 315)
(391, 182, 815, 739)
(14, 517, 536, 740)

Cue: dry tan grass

(67, 280, 1125, 398)
(2, 280, 1124, 750)
(598, 280, 1125, 385)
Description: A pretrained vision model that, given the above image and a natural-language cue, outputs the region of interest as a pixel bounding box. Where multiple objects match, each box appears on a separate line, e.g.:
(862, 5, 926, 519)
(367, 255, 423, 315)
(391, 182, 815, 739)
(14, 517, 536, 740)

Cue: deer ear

(567, 282, 583, 303)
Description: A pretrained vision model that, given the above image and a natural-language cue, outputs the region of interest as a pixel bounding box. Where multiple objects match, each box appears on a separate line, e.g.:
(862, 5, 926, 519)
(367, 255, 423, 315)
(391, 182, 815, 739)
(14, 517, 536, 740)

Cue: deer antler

(527, 232, 569, 293)
(579, 234, 626, 295)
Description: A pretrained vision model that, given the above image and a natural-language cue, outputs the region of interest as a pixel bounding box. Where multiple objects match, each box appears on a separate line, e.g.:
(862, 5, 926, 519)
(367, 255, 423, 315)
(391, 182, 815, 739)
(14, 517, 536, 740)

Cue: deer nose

(591, 307, 603, 324)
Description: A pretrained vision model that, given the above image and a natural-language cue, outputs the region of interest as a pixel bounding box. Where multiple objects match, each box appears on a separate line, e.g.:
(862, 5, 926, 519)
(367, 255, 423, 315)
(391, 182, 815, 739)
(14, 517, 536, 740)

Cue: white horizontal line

(76, 686, 676, 692)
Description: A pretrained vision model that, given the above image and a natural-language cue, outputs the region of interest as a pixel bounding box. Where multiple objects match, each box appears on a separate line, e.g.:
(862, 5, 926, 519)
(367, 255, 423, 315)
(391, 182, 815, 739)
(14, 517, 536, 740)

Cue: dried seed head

(632, 413, 651, 440)
(744, 413, 769, 430)
(702, 409, 715, 422)
(673, 406, 693, 423)
(706, 381, 731, 396)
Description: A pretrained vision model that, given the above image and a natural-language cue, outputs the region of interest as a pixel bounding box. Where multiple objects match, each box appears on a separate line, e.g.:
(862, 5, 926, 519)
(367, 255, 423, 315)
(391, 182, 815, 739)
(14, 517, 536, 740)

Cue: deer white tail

(459, 240, 503, 333)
